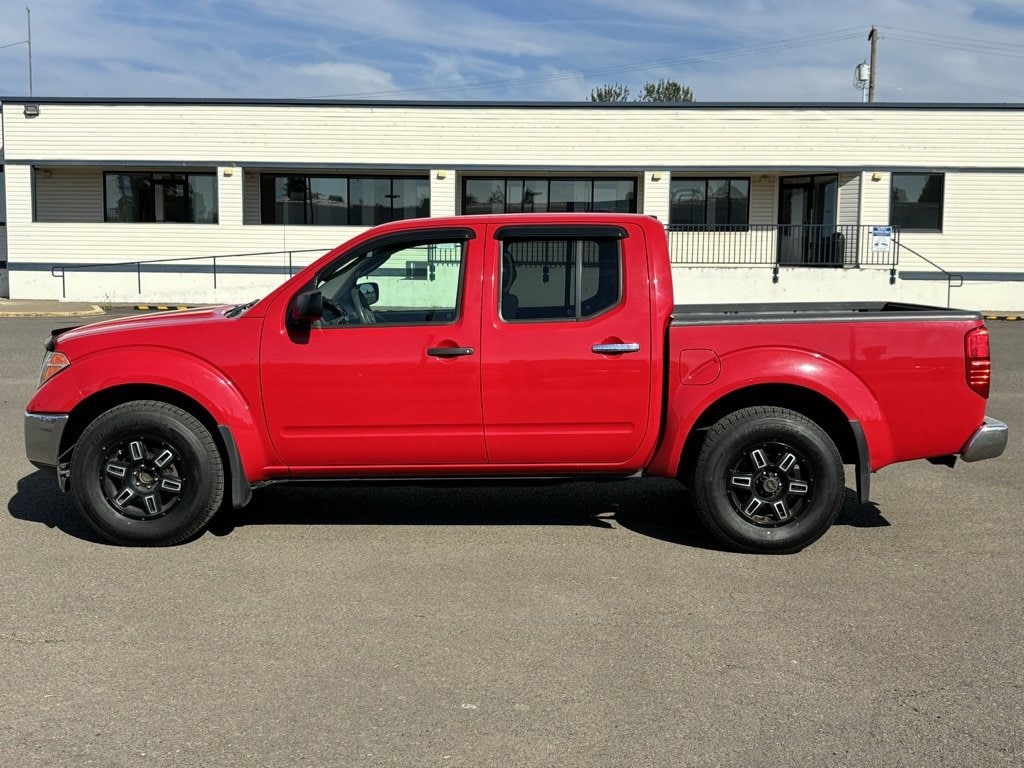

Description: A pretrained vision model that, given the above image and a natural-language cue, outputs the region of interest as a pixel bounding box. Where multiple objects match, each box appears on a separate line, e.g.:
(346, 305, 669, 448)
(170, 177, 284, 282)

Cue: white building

(1, 97, 1022, 309)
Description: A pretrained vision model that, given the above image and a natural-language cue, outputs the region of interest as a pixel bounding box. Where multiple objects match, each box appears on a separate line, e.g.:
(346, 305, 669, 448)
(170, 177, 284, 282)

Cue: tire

(692, 406, 844, 554)
(71, 400, 225, 546)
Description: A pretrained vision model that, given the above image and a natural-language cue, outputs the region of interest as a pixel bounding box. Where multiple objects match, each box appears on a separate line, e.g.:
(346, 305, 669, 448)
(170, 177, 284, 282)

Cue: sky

(1, 0, 1023, 103)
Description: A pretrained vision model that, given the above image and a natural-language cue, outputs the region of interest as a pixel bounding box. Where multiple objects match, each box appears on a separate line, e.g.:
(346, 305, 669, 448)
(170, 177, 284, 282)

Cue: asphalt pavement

(1, 311, 1021, 767)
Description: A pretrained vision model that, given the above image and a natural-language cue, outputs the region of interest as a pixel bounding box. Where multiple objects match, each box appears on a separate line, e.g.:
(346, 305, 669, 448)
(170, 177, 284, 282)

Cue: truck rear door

(480, 223, 654, 466)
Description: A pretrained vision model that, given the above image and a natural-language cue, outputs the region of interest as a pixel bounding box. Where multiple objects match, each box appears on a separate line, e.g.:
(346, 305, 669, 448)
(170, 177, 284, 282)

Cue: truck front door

(260, 229, 486, 470)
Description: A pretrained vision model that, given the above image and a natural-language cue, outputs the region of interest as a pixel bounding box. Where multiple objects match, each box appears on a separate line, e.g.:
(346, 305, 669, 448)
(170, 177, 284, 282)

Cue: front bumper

(960, 417, 1009, 462)
(25, 412, 69, 471)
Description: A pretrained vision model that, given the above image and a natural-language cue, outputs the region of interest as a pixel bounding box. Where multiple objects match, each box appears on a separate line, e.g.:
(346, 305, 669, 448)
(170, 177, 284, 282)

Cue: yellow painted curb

(0, 305, 105, 318)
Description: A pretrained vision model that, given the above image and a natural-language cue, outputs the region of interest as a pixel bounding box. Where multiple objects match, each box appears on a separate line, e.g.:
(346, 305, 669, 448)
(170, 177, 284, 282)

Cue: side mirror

(291, 289, 323, 325)
(358, 281, 379, 306)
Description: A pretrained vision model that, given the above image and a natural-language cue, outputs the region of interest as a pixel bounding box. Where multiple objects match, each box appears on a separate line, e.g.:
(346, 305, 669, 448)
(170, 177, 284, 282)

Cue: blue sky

(1, 0, 1023, 102)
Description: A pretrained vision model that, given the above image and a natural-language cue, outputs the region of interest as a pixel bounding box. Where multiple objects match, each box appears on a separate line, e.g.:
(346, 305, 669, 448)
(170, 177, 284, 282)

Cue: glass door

(778, 175, 839, 265)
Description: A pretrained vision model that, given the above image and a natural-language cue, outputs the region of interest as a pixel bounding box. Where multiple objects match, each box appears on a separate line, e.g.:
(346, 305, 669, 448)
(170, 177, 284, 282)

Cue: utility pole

(867, 26, 878, 103)
(26, 7, 34, 96)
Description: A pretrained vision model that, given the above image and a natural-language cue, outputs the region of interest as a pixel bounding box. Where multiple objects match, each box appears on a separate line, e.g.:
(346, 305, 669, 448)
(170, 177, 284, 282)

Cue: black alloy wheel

(692, 406, 845, 554)
(71, 400, 225, 546)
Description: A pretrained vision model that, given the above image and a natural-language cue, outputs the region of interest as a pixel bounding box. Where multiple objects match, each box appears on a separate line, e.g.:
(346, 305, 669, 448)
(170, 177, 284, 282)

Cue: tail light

(965, 326, 991, 399)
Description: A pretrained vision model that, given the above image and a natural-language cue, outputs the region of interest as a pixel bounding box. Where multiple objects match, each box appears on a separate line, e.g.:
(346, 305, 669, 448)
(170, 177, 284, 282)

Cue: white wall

(6, 103, 1024, 170)
(2, 101, 1023, 308)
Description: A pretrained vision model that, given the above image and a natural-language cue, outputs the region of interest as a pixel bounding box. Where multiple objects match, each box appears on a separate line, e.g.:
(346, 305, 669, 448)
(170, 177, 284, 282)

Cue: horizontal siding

(4, 105, 1024, 170)
(837, 173, 860, 227)
(35, 167, 103, 222)
(898, 173, 1024, 271)
(243, 171, 260, 225)
(431, 170, 455, 217)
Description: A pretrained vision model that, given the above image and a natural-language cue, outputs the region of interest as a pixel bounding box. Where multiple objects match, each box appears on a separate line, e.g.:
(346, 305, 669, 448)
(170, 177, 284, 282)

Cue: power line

(881, 26, 1024, 52)
(883, 33, 1024, 61)
(314, 28, 865, 99)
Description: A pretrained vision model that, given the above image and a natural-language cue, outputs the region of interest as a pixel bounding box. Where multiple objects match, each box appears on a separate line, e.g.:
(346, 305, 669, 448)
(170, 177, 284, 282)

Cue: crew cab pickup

(25, 214, 1008, 552)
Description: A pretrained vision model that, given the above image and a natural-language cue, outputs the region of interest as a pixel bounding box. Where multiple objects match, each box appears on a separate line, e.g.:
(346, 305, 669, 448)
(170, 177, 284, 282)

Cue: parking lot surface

(2, 314, 1021, 767)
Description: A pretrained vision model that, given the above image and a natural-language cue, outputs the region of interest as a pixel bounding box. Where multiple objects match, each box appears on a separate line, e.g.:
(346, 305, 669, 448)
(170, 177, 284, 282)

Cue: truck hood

(52, 305, 236, 347)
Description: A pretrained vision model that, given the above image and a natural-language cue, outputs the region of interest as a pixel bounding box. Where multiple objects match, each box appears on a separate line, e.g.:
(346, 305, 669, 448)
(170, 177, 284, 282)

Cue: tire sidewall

(696, 414, 843, 553)
(72, 406, 218, 545)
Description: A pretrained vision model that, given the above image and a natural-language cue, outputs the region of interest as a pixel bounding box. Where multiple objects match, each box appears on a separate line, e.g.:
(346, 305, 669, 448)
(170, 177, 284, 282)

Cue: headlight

(39, 351, 71, 388)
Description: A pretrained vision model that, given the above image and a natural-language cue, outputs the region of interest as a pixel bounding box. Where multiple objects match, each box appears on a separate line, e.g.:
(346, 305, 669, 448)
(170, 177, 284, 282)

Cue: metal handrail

(50, 247, 331, 298)
(665, 224, 901, 271)
(892, 242, 963, 308)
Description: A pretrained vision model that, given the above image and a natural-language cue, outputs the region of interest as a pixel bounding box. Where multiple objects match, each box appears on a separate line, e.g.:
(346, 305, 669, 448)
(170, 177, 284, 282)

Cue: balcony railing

(667, 224, 900, 269)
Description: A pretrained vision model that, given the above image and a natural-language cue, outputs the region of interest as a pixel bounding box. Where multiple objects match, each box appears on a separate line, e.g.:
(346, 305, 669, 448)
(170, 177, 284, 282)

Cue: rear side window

(499, 237, 621, 322)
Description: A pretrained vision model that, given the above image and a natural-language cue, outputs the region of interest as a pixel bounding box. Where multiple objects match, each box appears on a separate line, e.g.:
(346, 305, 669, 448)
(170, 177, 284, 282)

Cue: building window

(462, 177, 637, 215)
(104, 172, 218, 223)
(260, 175, 429, 225)
(0, 166, 5, 225)
(499, 237, 622, 322)
(670, 177, 750, 228)
(891, 173, 944, 232)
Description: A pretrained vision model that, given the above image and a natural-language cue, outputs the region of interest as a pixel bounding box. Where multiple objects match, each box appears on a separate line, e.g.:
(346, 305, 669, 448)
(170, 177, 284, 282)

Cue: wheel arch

(678, 383, 859, 486)
(61, 385, 252, 508)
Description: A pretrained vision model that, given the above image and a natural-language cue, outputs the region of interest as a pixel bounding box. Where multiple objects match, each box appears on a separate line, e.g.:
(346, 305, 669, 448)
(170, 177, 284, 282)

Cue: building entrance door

(778, 175, 840, 266)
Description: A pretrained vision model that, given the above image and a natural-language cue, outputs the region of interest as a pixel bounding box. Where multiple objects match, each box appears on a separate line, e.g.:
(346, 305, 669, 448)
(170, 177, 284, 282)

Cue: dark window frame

(890, 172, 944, 233)
(461, 176, 638, 215)
(260, 173, 430, 226)
(669, 176, 751, 230)
(0, 166, 5, 225)
(103, 171, 218, 223)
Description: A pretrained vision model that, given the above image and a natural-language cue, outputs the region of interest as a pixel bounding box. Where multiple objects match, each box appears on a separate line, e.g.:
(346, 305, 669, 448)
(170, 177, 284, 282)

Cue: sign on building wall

(871, 225, 894, 252)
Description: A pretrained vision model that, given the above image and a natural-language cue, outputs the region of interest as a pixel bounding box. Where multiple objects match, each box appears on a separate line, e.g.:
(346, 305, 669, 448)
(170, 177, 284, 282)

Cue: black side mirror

(291, 289, 323, 325)
(358, 282, 379, 306)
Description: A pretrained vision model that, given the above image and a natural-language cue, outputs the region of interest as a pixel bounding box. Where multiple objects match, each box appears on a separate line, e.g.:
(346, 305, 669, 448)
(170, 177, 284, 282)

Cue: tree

(589, 82, 630, 102)
(637, 78, 693, 103)
(589, 78, 693, 103)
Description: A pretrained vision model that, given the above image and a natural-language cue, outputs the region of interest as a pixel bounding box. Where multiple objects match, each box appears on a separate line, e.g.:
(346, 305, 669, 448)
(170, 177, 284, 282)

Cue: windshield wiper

(225, 299, 259, 318)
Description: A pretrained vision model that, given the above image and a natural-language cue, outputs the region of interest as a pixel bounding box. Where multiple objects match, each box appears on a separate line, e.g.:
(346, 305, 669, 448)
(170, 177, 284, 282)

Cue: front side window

(104, 172, 218, 223)
(891, 173, 944, 232)
(261, 175, 429, 225)
(670, 177, 750, 228)
(499, 237, 621, 322)
(463, 177, 636, 215)
(312, 238, 466, 327)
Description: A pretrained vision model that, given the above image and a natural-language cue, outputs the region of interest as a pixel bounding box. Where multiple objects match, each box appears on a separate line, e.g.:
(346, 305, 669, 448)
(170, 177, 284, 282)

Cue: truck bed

(672, 302, 981, 326)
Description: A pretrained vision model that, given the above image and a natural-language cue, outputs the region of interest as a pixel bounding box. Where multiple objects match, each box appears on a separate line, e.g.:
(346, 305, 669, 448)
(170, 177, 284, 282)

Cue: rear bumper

(960, 417, 1008, 462)
(24, 412, 68, 470)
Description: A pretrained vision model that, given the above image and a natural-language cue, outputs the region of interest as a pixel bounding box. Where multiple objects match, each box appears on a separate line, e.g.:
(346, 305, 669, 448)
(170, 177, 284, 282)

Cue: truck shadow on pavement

(9, 470, 108, 544)
(10, 470, 889, 550)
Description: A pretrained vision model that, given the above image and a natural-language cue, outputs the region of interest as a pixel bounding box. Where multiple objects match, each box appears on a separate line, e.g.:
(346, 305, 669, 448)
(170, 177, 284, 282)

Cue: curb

(134, 305, 191, 311)
(0, 305, 105, 318)
(983, 314, 1023, 321)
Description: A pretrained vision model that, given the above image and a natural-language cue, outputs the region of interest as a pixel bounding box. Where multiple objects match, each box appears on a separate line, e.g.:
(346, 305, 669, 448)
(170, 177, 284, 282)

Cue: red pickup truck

(25, 214, 1007, 552)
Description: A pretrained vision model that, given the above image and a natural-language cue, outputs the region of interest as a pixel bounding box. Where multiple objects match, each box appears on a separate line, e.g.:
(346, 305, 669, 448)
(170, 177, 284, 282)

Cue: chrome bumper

(24, 412, 69, 470)
(960, 417, 1008, 462)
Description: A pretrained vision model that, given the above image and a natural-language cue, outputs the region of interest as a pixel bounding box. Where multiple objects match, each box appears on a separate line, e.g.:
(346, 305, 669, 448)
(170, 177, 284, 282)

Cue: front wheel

(692, 406, 845, 554)
(71, 401, 225, 546)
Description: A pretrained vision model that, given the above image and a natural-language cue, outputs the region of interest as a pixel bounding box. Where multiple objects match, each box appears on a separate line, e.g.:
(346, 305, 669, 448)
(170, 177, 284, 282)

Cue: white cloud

(0, 0, 1021, 102)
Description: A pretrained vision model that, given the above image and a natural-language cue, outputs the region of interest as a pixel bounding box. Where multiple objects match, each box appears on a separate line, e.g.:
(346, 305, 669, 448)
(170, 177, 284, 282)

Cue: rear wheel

(692, 406, 844, 554)
(71, 400, 224, 546)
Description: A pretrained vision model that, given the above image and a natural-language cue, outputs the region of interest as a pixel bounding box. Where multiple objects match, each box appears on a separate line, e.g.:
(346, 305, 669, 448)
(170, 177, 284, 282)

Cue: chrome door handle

(427, 346, 475, 358)
(591, 343, 640, 355)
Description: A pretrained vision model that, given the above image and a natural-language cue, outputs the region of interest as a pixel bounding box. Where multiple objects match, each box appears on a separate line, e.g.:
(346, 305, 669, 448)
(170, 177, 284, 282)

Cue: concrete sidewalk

(0, 299, 106, 318)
